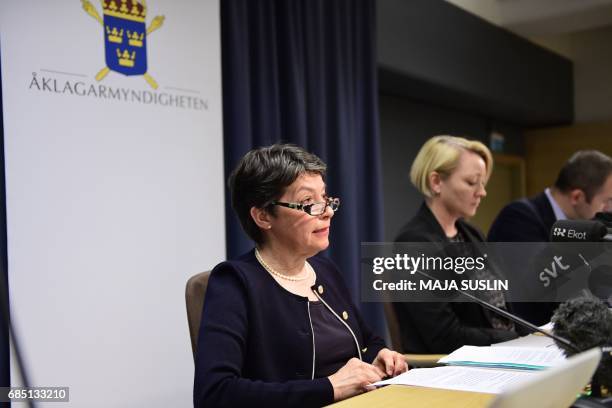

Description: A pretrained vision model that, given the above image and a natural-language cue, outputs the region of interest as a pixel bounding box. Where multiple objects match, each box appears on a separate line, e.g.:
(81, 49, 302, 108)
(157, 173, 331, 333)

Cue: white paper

(373, 366, 535, 394)
(493, 333, 558, 349)
(438, 345, 566, 369)
(538, 322, 555, 332)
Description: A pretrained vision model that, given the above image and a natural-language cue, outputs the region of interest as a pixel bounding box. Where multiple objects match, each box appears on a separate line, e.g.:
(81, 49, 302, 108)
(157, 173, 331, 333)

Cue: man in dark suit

(488, 150, 612, 324)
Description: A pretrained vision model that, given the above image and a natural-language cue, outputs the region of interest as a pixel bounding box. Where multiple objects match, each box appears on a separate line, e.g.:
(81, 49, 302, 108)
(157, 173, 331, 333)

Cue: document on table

(492, 333, 556, 348)
(492, 322, 558, 348)
(372, 366, 535, 394)
(438, 345, 566, 370)
(538, 321, 554, 332)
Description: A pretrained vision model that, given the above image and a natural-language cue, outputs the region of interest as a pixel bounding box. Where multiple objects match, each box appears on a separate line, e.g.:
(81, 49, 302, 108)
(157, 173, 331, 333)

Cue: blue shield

(103, 14, 147, 76)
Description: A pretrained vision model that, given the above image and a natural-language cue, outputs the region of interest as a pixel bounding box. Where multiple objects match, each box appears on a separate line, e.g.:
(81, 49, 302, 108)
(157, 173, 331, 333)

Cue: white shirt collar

(544, 187, 567, 221)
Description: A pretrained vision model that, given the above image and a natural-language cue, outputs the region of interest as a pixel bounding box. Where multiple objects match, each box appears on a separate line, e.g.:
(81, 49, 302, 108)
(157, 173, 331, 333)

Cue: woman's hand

(372, 348, 408, 377)
(327, 357, 386, 401)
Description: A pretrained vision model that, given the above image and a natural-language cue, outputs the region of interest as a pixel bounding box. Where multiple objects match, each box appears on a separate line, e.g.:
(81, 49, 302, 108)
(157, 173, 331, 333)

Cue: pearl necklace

(255, 248, 315, 282)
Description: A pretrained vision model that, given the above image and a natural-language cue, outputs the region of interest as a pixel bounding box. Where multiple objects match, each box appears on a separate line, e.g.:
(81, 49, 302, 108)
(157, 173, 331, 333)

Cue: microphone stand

(0, 271, 35, 408)
(413, 269, 612, 403)
(412, 268, 581, 353)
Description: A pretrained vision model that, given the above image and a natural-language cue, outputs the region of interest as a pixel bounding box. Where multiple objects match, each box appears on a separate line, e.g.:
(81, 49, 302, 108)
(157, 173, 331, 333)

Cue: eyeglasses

(270, 197, 340, 216)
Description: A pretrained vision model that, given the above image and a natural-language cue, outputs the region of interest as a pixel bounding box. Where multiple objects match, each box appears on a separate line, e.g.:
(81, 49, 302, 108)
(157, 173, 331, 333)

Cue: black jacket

(393, 203, 517, 354)
(193, 250, 386, 407)
(487, 192, 559, 325)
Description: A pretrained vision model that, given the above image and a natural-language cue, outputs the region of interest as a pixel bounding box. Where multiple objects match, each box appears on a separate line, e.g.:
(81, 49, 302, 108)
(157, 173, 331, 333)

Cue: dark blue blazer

(487, 192, 559, 325)
(193, 250, 386, 407)
(488, 192, 556, 243)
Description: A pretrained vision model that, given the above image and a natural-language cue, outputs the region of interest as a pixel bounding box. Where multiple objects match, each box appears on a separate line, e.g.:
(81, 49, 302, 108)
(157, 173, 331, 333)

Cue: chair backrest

(383, 302, 403, 352)
(383, 302, 447, 367)
(185, 270, 211, 359)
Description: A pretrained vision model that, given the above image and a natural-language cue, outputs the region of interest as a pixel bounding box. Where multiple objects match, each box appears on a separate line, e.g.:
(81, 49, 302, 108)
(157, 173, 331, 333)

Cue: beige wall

(470, 154, 525, 235)
(524, 121, 612, 196)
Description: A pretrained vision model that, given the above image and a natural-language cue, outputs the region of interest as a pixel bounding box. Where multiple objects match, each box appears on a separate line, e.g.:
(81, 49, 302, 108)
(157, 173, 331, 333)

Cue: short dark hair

(554, 150, 612, 202)
(228, 144, 327, 245)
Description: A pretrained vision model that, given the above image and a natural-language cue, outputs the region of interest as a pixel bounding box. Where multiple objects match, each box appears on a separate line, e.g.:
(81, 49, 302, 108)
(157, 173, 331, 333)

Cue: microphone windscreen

(552, 296, 612, 389)
(550, 220, 607, 242)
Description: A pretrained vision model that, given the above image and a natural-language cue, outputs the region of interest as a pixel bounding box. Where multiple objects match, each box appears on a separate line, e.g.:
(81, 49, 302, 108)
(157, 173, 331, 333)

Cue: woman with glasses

(394, 135, 517, 354)
(194, 144, 406, 407)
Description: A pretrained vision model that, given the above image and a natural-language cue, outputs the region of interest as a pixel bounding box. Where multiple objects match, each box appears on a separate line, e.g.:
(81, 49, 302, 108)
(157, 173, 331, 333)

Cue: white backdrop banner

(0, 0, 225, 406)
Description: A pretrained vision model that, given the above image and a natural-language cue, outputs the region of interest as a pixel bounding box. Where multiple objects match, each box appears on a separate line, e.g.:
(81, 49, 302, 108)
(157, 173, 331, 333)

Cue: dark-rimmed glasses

(270, 197, 340, 216)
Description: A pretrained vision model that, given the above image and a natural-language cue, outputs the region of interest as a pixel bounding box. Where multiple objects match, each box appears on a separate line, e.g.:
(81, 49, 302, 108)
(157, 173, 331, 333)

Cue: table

(328, 385, 495, 407)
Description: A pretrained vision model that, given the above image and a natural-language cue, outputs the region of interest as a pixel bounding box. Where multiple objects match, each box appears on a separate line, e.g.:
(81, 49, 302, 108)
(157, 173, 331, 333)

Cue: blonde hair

(410, 135, 493, 198)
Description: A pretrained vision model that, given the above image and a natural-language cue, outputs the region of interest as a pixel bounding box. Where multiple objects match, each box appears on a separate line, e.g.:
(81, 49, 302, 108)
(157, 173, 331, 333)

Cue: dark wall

(379, 94, 523, 241)
(377, 0, 573, 127)
(376, 0, 571, 240)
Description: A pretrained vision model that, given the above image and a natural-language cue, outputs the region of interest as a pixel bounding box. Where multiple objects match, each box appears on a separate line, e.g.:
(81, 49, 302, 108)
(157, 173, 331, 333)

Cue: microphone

(589, 265, 612, 306)
(550, 220, 611, 242)
(594, 212, 612, 225)
(552, 296, 612, 396)
(411, 268, 580, 352)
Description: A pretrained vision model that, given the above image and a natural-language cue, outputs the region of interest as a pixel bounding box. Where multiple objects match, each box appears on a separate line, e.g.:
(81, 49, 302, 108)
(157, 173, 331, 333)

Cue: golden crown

(103, 0, 146, 22)
(105, 26, 124, 43)
(127, 30, 144, 47)
(116, 48, 137, 67)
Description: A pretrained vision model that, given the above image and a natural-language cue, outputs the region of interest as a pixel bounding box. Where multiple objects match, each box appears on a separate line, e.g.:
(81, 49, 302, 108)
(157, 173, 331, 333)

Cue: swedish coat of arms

(82, 0, 164, 89)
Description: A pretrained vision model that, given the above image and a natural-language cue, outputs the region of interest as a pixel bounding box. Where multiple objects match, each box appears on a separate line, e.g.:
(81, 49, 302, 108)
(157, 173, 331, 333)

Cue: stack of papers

(372, 345, 568, 394)
(492, 333, 557, 348)
(373, 366, 535, 394)
(438, 345, 566, 370)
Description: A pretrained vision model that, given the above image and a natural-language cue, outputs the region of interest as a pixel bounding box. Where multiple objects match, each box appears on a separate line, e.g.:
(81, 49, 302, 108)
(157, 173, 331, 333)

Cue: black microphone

(589, 265, 612, 306)
(412, 268, 580, 352)
(550, 220, 610, 242)
(594, 212, 612, 225)
(552, 296, 612, 397)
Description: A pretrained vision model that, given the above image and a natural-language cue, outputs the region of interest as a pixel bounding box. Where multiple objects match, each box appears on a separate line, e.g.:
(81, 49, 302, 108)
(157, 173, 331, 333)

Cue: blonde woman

(394, 135, 517, 354)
